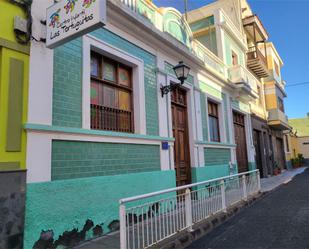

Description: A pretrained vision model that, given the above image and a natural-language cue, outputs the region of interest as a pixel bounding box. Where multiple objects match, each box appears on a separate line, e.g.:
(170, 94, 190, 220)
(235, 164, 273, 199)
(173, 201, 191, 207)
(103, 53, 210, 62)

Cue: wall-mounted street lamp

(161, 61, 190, 97)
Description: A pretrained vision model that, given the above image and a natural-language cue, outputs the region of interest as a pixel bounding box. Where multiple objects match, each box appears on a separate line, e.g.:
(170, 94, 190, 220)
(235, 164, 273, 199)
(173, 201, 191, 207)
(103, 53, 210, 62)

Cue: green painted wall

(51, 140, 161, 180)
(224, 32, 245, 67)
(191, 165, 229, 183)
(248, 162, 256, 171)
(163, 11, 191, 48)
(53, 38, 82, 128)
(189, 16, 215, 32)
(196, 31, 217, 55)
(204, 148, 231, 166)
(24, 170, 176, 249)
(199, 81, 222, 100)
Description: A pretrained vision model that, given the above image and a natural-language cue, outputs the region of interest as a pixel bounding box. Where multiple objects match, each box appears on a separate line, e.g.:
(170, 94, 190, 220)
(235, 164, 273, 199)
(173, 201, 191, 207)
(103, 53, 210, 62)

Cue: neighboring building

(264, 42, 291, 171)
(240, 0, 271, 178)
(23, 0, 287, 248)
(239, 1, 290, 177)
(288, 115, 309, 165)
(0, 0, 30, 248)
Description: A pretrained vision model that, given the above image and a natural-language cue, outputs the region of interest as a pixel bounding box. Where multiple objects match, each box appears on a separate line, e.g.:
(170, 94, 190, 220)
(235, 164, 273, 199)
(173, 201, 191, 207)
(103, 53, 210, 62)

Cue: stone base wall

(0, 170, 26, 249)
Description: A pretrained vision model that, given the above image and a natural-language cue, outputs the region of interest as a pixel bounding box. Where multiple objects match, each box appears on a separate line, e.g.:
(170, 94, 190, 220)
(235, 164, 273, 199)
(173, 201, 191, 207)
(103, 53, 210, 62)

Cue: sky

(153, 0, 309, 119)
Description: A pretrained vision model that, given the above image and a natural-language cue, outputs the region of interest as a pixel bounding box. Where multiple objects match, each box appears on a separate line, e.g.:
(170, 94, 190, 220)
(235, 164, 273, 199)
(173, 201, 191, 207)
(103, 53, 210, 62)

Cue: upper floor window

(208, 100, 220, 142)
(278, 97, 284, 112)
(257, 86, 263, 105)
(232, 50, 238, 66)
(274, 61, 280, 76)
(285, 135, 290, 152)
(90, 52, 134, 133)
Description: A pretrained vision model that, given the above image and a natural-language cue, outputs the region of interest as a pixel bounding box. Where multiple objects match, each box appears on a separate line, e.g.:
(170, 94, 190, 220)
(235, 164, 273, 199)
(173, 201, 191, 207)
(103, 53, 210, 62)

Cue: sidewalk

(187, 166, 309, 249)
(260, 166, 307, 193)
(74, 167, 307, 249)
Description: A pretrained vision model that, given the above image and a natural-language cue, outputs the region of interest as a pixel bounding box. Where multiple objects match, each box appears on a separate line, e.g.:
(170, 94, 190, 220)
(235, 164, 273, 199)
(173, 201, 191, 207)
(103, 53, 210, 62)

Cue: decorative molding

(24, 123, 175, 142)
(0, 37, 30, 54)
(195, 140, 236, 148)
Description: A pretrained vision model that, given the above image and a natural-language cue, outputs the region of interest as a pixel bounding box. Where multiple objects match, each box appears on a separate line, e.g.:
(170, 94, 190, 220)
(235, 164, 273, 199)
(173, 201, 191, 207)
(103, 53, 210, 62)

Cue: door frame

(231, 107, 254, 170)
(165, 75, 196, 177)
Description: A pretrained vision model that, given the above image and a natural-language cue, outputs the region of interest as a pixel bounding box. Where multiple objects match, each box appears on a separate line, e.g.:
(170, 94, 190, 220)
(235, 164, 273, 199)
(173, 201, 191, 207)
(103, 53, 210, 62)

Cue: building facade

(23, 0, 286, 248)
(287, 115, 309, 166)
(0, 0, 30, 248)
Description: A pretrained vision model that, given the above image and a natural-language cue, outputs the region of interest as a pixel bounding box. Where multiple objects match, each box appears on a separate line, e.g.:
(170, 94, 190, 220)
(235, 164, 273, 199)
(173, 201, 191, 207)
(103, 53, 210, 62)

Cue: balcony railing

(247, 45, 267, 67)
(228, 64, 258, 94)
(117, 0, 228, 79)
(192, 40, 228, 78)
(119, 170, 260, 249)
(91, 104, 133, 133)
(268, 108, 289, 125)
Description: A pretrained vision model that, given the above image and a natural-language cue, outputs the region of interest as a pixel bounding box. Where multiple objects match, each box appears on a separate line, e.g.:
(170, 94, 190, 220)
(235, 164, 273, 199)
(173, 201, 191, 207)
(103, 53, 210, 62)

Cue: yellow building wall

(297, 137, 309, 159)
(0, 0, 27, 42)
(0, 1, 29, 170)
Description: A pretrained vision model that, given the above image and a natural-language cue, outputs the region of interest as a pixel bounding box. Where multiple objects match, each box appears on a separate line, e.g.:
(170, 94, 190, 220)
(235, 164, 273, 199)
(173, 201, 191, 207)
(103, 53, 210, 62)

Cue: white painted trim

(82, 35, 146, 134)
(26, 129, 173, 183)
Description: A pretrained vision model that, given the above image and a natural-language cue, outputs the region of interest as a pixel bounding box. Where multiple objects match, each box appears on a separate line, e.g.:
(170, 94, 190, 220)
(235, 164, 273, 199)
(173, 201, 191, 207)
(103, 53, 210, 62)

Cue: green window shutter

(6, 58, 24, 152)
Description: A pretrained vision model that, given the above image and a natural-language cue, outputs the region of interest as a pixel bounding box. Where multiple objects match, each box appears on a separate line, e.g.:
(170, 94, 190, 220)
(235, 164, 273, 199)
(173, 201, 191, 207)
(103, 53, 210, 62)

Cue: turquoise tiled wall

(24, 170, 176, 249)
(53, 38, 82, 128)
(51, 140, 161, 180)
(52, 28, 159, 135)
(91, 28, 159, 135)
(204, 148, 231, 166)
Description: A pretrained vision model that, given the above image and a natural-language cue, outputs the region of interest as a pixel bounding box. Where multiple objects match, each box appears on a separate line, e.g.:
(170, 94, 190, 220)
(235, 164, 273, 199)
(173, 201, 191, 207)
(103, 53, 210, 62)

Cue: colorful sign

(46, 0, 106, 48)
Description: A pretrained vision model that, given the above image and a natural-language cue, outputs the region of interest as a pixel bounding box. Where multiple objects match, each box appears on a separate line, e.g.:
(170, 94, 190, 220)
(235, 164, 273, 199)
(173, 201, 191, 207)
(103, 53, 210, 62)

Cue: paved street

(187, 168, 309, 249)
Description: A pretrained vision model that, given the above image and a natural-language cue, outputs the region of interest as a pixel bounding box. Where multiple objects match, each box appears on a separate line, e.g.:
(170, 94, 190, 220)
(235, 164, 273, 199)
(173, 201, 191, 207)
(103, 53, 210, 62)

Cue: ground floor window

(90, 52, 134, 133)
(208, 100, 220, 142)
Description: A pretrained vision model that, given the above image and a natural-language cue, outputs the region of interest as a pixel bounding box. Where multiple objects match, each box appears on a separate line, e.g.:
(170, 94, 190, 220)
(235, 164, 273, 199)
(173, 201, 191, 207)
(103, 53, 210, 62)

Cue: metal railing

(119, 170, 260, 249)
(247, 45, 267, 67)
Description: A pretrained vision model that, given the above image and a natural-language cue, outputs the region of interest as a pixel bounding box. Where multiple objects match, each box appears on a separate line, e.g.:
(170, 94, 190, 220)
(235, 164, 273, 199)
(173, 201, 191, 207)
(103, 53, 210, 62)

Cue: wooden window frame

(208, 100, 221, 142)
(90, 51, 134, 133)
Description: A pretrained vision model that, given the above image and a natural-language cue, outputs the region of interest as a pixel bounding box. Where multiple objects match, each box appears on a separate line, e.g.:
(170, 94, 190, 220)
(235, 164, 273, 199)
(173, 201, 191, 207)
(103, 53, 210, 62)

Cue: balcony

(247, 45, 269, 78)
(192, 40, 227, 78)
(267, 108, 291, 130)
(228, 64, 259, 101)
(243, 14, 270, 79)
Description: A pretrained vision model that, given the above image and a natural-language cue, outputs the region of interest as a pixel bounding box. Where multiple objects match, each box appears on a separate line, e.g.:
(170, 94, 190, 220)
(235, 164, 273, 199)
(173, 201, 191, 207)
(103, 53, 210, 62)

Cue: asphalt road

(187, 168, 309, 249)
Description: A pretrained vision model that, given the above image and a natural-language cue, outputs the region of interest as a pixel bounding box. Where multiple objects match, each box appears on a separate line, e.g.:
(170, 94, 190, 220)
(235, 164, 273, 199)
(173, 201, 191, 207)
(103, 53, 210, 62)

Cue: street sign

(46, 0, 106, 49)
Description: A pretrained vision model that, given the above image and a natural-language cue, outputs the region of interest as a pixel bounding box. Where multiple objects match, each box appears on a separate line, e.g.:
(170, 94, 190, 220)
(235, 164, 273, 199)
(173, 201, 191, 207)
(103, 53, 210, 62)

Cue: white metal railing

(119, 170, 260, 249)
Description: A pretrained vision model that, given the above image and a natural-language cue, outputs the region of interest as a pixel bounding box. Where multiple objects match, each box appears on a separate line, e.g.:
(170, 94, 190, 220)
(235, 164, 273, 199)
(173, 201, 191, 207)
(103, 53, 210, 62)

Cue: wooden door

(276, 138, 286, 169)
(172, 88, 191, 187)
(233, 111, 248, 173)
(253, 130, 263, 177)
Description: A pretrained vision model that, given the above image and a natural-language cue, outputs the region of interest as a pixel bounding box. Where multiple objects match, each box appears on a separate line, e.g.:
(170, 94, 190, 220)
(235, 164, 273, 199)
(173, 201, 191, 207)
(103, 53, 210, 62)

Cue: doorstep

(260, 167, 307, 193)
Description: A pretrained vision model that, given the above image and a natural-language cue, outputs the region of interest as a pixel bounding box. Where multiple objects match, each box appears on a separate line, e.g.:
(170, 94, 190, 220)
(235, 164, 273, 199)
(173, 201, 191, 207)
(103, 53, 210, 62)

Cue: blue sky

(153, 0, 309, 119)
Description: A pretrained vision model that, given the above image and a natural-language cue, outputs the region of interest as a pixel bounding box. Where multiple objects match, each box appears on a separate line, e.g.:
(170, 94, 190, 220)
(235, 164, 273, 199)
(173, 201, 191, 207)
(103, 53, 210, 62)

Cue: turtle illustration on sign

(83, 0, 96, 8)
(64, 0, 78, 14)
(49, 8, 61, 28)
